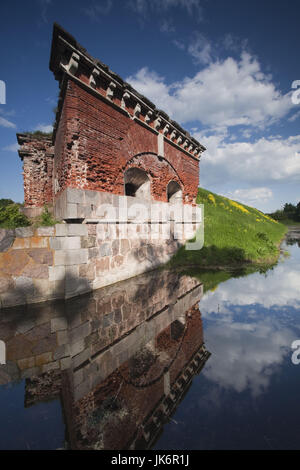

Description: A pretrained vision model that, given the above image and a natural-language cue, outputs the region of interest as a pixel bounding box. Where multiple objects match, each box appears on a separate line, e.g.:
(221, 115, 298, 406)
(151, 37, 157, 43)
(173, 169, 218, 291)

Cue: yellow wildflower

(260, 213, 278, 223)
(210, 285, 218, 292)
(208, 193, 216, 205)
(228, 199, 250, 214)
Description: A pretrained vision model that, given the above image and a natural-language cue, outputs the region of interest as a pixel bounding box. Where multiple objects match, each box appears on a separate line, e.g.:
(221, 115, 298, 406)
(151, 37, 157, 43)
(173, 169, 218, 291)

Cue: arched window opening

(124, 168, 151, 200)
(167, 181, 182, 204)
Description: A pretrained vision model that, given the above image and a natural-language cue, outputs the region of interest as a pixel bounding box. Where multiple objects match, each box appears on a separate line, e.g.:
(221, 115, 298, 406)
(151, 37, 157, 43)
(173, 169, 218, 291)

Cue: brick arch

(116, 152, 183, 202)
(167, 180, 183, 204)
(124, 167, 151, 200)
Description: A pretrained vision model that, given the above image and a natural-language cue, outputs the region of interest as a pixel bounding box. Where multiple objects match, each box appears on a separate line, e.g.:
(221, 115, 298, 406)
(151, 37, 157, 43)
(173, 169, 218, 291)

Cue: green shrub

(0, 203, 31, 228)
(268, 201, 300, 222)
(0, 198, 15, 208)
(38, 206, 58, 226)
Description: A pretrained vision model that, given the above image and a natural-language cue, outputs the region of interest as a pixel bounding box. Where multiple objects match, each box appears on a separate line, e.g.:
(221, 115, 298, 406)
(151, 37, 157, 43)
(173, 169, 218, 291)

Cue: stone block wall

(0, 210, 201, 307)
(0, 269, 202, 387)
(0, 267, 207, 449)
(12, 25, 206, 308)
(54, 187, 201, 228)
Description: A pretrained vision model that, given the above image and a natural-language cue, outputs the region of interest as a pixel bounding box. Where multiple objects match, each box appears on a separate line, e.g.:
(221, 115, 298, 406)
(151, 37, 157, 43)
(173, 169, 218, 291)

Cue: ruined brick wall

(53, 79, 200, 204)
(17, 134, 54, 207)
(9, 25, 205, 308)
(53, 91, 69, 196)
(18, 24, 204, 210)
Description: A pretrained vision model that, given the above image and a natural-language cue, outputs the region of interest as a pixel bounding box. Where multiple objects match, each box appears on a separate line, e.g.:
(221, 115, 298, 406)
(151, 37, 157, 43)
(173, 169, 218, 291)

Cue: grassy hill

(170, 187, 287, 269)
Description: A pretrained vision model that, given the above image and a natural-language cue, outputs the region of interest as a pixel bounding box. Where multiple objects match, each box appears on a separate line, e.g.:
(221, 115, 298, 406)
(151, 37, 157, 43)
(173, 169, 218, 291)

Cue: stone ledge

(0, 229, 15, 252)
(15, 227, 34, 238)
(55, 188, 203, 224)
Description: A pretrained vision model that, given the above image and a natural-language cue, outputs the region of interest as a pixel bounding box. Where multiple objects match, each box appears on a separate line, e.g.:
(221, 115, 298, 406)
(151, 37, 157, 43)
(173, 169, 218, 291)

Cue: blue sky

(0, 0, 299, 211)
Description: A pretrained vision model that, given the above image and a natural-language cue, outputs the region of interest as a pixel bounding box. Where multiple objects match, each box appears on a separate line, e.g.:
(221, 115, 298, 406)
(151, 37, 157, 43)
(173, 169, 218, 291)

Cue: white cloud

(200, 258, 300, 395)
(198, 132, 300, 185)
(84, 0, 113, 21)
(126, 52, 292, 129)
(223, 187, 273, 206)
(127, 68, 171, 110)
(223, 33, 236, 51)
(126, 48, 298, 204)
(128, 0, 203, 20)
(203, 316, 294, 396)
(188, 33, 212, 65)
(2, 143, 19, 152)
(0, 116, 16, 128)
(201, 263, 300, 316)
(241, 128, 252, 138)
(34, 123, 53, 133)
(45, 96, 57, 106)
(173, 39, 185, 51)
(288, 109, 300, 122)
(222, 33, 248, 54)
(160, 19, 175, 34)
(37, 0, 52, 24)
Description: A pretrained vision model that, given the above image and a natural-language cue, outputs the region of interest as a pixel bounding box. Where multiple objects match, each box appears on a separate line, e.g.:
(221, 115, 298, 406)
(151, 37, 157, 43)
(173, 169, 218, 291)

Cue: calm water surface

(0, 232, 299, 450)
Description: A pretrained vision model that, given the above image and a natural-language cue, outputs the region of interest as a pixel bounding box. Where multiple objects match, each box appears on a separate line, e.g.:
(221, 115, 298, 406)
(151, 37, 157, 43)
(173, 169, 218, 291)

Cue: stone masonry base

(0, 223, 184, 308)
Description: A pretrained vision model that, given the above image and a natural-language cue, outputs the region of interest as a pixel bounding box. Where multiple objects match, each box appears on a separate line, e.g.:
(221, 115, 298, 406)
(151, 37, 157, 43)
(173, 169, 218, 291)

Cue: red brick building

(17, 23, 205, 217)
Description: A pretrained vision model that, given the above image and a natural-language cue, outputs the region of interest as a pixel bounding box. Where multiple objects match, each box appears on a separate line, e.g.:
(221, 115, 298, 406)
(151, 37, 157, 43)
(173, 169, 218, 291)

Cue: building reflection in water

(0, 270, 210, 450)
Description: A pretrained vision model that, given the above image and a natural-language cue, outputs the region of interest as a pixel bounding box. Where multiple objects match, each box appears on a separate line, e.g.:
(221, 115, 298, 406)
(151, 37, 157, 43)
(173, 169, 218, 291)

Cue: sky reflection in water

(155, 240, 300, 450)
(0, 238, 299, 450)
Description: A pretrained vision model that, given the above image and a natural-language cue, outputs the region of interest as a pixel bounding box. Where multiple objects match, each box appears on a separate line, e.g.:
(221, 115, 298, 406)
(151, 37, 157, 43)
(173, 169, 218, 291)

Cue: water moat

(0, 230, 299, 450)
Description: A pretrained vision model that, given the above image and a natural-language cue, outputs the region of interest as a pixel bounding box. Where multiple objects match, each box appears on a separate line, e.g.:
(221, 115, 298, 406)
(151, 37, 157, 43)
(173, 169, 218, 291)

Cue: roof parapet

(49, 23, 206, 159)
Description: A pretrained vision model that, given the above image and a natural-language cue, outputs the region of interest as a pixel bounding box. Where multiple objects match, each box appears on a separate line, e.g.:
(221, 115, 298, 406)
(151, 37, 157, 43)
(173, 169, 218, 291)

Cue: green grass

(180, 263, 276, 293)
(170, 187, 287, 269)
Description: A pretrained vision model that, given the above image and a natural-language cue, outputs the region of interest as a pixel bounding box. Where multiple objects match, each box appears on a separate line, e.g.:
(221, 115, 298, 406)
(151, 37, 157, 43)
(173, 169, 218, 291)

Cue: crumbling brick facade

(17, 24, 205, 213)
(17, 134, 54, 209)
(6, 24, 206, 306)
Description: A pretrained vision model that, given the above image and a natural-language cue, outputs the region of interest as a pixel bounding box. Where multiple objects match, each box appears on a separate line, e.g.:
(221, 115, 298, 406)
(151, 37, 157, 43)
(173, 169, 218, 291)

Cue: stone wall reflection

(0, 269, 210, 449)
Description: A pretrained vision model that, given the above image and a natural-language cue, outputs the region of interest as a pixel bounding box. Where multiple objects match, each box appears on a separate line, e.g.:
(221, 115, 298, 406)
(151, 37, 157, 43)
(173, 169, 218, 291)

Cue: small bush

(38, 206, 58, 226)
(0, 203, 31, 228)
(0, 198, 15, 208)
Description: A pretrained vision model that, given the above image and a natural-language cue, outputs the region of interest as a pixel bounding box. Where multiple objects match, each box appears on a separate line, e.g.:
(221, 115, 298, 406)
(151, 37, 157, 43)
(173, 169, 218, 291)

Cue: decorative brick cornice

(49, 23, 206, 160)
